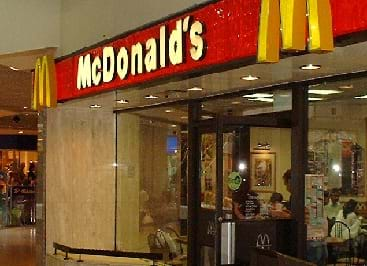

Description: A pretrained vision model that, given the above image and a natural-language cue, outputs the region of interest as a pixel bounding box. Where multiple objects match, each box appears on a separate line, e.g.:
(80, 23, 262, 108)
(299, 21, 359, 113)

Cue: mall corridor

(0, 227, 36, 266)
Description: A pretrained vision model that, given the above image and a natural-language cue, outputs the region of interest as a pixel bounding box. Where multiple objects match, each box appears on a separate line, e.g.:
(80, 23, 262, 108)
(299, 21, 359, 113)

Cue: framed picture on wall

(250, 152, 276, 192)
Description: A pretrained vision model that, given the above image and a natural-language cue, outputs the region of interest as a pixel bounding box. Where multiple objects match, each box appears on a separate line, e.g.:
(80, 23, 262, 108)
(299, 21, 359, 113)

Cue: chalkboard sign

(244, 192, 259, 219)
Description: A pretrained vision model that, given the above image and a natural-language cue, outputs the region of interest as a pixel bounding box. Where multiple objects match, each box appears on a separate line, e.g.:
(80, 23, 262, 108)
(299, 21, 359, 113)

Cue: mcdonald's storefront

(42, 0, 367, 265)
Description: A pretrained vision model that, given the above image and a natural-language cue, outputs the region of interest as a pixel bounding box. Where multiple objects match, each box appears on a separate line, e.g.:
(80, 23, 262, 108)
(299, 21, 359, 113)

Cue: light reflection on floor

(0, 226, 36, 266)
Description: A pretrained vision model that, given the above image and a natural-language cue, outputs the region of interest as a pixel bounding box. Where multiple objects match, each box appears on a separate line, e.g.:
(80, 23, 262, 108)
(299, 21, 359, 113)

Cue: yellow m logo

(32, 55, 57, 110)
(258, 0, 334, 63)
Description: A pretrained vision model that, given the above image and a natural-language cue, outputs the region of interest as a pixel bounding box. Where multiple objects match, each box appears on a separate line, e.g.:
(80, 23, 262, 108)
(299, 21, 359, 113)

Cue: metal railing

(53, 242, 163, 265)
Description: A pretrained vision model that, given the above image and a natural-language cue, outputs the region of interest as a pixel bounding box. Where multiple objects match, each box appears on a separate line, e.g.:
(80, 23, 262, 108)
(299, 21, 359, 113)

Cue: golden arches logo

(257, 0, 334, 63)
(32, 55, 57, 110)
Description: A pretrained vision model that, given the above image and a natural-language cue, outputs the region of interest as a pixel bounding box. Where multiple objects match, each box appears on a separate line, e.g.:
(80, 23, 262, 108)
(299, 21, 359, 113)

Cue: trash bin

(221, 221, 235, 265)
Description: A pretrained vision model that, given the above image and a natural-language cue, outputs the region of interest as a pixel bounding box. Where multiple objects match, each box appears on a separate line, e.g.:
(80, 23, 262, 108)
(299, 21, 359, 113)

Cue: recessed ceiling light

(308, 89, 342, 95)
(247, 97, 274, 103)
(339, 85, 353, 89)
(309, 97, 324, 101)
(201, 115, 214, 119)
(116, 99, 129, 104)
(300, 64, 321, 70)
(18, 130, 24, 134)
(145, 95, 159, 99)
(243, 93, 273, 98)
(171, 124, 177, 128)
(231, 101, 241, 105)
(165, 109, 173, 113)
(354, 95, 367, 99)
(188, 87, 203, 91)
(241, 75, 259, 81)
(180, 116, 188, 119)
(9, 66, 19, 71)
(90, 104, 101, 108)
(23, 106, 28, 109)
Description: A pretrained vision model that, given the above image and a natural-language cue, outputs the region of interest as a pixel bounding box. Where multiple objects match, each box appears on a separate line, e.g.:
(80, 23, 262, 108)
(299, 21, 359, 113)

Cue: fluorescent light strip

(188, 87, 203, 91)
(355, 95, 367, 99)
(243, 93, 273, 98)
(247, 97, 274, 103)
(308, 89, 342, 95)
(309, 97, 323, 101)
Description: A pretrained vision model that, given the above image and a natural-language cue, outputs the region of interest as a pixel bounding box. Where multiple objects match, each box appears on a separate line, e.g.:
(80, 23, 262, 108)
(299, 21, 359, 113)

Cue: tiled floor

(0, 226, 36, 266)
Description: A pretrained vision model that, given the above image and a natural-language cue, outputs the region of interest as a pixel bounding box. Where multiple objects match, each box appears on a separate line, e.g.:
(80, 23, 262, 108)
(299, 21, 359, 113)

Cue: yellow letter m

(257, 0, 334, 63)
(32, 55, 57, 110)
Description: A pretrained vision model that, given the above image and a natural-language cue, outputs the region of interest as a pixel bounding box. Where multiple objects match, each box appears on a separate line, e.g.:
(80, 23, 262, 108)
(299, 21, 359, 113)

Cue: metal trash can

(221, 221, 235, 265)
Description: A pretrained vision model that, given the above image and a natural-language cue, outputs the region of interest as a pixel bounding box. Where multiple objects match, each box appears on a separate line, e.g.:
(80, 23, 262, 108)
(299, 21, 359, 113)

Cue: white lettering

(91, 56, 102, 86)
(169, 20, 183, 65)
(103, 47, 115, 83)
(76, 18, 206, 88)
(116, 47, 129, 80)
(77, 54, 92, 89)
(190, 21, 204, 61)
(131, 42, 143, 75)
(160, 26, 166, 68)
(145, 38, 157, 73)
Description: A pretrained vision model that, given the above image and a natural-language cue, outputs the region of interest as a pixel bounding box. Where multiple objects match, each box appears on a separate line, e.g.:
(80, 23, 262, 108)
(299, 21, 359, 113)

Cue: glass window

(116, 105, 188, 256)
(308, 78, 367, 197)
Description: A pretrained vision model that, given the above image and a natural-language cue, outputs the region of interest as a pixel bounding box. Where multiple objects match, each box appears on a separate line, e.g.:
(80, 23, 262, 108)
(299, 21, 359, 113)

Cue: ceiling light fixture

(18, 130, 24, 134)
(308, 89, 342, 95)
(339, 85, 354, 89)
(171, 124, 177, 128)
(354, 95, 367, 99)
(188, 87, 203, 91)
(9, 66, 19, 71)
(23, 106, 28, 109)
(180, 116, 188, 119)
(231, 101, 241, 105)
(243, 93, 273, 98)
(90, 104, 102, 108)
(201, 115, 214, 119)
(241, 75, 259, 81)
(300, 64, 321, 70)
(308, 97, 324, 101)
(247, 97, 274, 103)
(145, 95, 159, 99)
(116, 99, 129, 104)
(165, 109, 173, 113)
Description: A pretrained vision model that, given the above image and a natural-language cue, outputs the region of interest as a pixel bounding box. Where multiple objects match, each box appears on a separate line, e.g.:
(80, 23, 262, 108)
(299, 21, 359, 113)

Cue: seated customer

(331, 199, 361, 240)
(324, 188, 343, 221)
(269, 192, 290, 219)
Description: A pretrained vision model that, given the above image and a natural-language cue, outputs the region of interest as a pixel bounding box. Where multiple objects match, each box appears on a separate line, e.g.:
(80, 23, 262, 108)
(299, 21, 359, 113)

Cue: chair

(331, 221, 353, 266)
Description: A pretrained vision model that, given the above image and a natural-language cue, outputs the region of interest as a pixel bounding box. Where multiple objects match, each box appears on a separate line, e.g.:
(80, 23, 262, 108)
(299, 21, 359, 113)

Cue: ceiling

(0, 47, 56, 135)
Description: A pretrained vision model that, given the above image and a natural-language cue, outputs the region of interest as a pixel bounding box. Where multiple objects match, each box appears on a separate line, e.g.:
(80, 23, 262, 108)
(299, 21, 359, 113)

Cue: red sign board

(56, 0, 367, 101)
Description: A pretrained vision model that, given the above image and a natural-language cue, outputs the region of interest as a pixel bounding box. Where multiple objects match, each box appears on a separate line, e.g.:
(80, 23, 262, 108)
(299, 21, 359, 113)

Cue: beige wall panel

(46, 93, 115, 254)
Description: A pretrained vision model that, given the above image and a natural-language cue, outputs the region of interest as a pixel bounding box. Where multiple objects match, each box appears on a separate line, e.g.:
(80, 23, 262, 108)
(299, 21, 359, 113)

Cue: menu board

(244, 193, 259, 220)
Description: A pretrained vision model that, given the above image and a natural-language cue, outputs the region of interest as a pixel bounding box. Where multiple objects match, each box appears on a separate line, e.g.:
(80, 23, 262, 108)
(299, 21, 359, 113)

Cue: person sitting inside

(324, 188, 343, 221)
(331, 199, 361, 240)
(269, 191, 290, 219)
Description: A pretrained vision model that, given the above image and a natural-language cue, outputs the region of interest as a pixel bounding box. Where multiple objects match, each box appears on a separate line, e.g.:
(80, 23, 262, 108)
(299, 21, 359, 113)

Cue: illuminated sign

(258, 0, 334, 63)
(56, 0, 367, 102)
(32, 55, 57, 110)
(77, 16, 205, 90)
